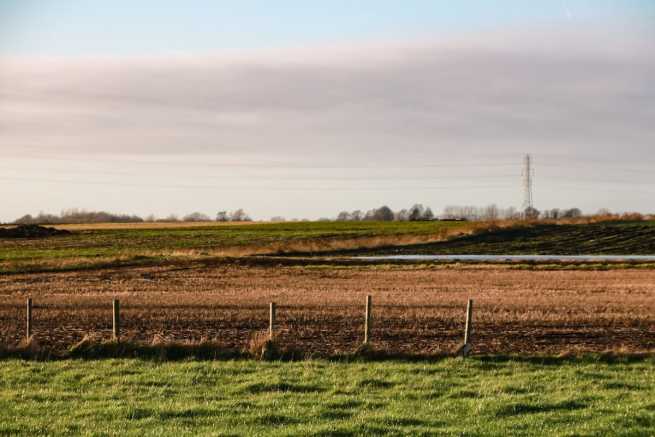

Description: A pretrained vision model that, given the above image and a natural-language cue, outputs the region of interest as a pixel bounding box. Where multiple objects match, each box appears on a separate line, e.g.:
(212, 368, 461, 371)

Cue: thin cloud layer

(1, 25, 654, 220)
(2, 25, 653, 165)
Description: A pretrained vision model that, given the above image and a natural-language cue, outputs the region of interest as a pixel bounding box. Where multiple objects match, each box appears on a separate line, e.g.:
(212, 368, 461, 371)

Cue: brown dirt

(0, 225, 70, 239)
(1, 264, 654, 356)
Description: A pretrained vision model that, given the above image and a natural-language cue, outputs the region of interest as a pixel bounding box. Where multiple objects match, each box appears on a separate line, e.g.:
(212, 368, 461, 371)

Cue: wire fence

(3, 296, 653, 357)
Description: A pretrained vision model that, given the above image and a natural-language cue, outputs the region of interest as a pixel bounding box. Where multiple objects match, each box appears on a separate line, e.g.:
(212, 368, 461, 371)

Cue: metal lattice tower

(522, 154, 534, 211)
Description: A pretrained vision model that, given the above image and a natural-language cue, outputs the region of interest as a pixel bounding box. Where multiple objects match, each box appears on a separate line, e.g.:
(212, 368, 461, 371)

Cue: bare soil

(1, 264, 653, 356)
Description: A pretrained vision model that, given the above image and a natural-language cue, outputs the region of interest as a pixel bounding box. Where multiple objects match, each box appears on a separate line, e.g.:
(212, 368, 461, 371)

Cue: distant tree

(441, 206, 459, 220)
(270, 216, 285, 222)
(183, 212, 210, 222)
(484, 204, 499, 221)
(334, 204, 438, 222)
(423, 207, 434, 220)
(13, 210, 143, 224)
(216, 211, 229, 222)
(396, 209, 409, 221)
(229, 209, 252, 222)
(504, 207, 519, 220)
(408, 204, 426, 221)
(524, 207, 540, 220)
(562, 208, 582, 219)
(374, 206, 394, 221)
(336, 211, 351, 221)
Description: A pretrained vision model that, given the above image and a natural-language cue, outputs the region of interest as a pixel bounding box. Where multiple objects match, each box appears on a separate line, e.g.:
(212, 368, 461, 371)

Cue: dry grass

(65, 334, 245, 360)
(1, 263, 654, 357)
(0, 336, 50, 360)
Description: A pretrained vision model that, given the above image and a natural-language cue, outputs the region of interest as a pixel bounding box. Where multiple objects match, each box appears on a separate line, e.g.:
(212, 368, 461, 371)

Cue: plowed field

(1, 264, 654, 356)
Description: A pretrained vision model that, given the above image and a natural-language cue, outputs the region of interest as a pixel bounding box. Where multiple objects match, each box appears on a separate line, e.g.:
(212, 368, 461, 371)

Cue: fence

(16, 296, 475, 357)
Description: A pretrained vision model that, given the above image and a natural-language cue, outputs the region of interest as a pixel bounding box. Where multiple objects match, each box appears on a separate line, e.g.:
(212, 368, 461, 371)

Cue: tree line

(441, 205, 584, 221)
(12, 209, 253, 225)
(334, 204, 637, 222)
(9, 205, 646, 225)
(335, 204, 435, 222)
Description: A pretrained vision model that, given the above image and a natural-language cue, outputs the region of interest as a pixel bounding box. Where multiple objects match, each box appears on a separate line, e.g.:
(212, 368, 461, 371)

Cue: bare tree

(408, 204, 426, 221)
(484, 204, 499, 221)
(229, 209, 252, 222)
(524, 207, 540, 220)
(396, 209, 409, 221)
(423, 207, 434, 220)
(336, 211, 352, 221)
(562, 208, 582, 218)
(374, 206, 395, 221)
(183, 212, 211, 222)
(14, 209, 143, 224)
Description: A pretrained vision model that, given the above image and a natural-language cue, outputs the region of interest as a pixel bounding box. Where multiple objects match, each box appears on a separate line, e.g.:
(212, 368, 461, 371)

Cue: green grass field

(4, 219, 655, 274)
(0, 221, 468, 274)
(1, 357, 653, 436)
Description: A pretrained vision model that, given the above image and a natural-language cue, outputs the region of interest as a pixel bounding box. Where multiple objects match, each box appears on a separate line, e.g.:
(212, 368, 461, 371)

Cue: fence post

(462, 299, 473, 357)
(364, 295, 372, 344)
(26, 298, 32, 339)
(269, 302, 276, 339)
(112, 299, 120, 341)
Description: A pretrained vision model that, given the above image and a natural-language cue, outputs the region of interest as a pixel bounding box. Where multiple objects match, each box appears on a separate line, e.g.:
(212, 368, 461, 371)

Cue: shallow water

(356, 254, 655, 262)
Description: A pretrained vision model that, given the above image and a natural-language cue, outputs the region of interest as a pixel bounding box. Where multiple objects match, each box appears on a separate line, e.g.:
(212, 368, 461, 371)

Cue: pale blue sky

(1, 1, 654, 221)
(1, 0, 653, 55)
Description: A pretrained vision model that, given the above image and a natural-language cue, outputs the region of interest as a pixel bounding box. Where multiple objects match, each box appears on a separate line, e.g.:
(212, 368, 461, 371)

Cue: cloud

(1, 22, 654, 225)
(1, 24, 654, 168)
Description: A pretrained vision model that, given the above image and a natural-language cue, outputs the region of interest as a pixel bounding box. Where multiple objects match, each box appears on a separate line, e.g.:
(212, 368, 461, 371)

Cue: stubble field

(1, 263, 654, 356)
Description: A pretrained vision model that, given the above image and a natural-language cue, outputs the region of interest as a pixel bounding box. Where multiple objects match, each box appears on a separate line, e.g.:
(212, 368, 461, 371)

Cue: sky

(1, 1, 654, 221)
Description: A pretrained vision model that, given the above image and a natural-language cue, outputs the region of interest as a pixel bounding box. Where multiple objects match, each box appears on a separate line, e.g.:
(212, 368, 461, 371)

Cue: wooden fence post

(269, 302, 276, 339)
(462, 299, 473, 357)
(112, 299, 120, 341)
(364, 295, 372, 344)
(26, 298, 32, 339)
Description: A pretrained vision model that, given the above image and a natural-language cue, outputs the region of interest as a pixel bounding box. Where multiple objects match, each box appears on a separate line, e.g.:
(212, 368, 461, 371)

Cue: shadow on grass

(495, 400, 587, 417)
(1, 338, 653, 364)
(475, 353, 655, 365)
(244, 382, 325, 394)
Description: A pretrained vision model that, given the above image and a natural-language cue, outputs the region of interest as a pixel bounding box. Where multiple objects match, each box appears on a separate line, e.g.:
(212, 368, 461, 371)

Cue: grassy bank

(0, 357, 653, 435)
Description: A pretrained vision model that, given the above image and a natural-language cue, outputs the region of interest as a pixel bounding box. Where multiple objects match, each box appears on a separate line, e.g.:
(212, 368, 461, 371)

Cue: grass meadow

(3, 219, 655, 275)
(1, 357, 653, 436)
(0, 221, 470, 274)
